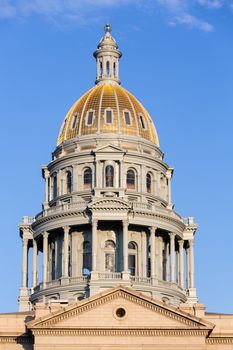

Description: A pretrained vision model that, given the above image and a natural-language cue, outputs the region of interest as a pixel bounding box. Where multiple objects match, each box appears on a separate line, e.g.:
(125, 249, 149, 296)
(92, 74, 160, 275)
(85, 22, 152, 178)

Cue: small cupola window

(71, 114, 78, 130)
(139, 115, 147, 130)
(124, 111, 132, 126)
(105, 109, 113, 124)
(86, 111, 94, 126)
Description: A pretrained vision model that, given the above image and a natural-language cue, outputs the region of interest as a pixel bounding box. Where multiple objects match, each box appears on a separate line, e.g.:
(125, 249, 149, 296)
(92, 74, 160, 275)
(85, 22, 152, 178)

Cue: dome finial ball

(104, 23, 111, 33)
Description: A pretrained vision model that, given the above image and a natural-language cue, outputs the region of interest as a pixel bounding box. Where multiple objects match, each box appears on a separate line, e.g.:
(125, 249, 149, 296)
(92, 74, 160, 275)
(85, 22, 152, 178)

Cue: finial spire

(93, 24, 122, 85)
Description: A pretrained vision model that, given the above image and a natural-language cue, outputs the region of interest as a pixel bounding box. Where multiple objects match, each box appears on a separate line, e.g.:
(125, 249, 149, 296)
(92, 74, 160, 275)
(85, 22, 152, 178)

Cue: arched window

(105, 240, 116, 272)
(127, 169, 136, 190)
(83, 241, 91, 275)
(113, 62, 116, 76)
(66, 171, 72, 193)
(105, 165, 114, 187)
(106, 61, 110, 76)
(128, 241, 137, 276)
(146, 173, 152, 193)
(53, 175, 57, 199)
(83, 168, 92, 190)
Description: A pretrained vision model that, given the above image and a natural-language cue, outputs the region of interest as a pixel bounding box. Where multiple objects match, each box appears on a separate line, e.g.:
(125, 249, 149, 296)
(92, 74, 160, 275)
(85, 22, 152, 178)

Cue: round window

(115, 307, 126, 318)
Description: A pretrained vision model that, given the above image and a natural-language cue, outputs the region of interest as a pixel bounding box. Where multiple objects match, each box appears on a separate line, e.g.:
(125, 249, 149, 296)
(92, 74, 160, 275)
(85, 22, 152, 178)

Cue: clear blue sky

(0, 0, 232, 313)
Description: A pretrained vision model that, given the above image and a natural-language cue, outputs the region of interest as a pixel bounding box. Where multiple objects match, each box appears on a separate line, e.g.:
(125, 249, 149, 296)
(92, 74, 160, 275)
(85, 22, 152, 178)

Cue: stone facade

(0, 24, 232, 349)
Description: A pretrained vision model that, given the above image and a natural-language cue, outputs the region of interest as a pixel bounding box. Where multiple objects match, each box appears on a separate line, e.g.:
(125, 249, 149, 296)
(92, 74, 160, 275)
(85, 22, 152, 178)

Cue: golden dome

(57, 83, 159, 147)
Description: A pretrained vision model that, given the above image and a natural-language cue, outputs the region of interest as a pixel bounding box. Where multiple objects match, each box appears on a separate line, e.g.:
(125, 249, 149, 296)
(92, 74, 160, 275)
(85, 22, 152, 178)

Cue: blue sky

(0, 0, 233, 313)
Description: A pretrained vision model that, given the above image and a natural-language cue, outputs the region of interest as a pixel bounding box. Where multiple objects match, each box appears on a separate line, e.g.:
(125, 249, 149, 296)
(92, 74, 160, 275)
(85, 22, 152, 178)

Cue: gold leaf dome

(57, 83, 159, 147)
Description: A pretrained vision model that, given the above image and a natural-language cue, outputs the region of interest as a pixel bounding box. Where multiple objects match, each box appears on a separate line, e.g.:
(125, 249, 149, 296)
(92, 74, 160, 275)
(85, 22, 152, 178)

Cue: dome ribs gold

(56, 83, 159, 146)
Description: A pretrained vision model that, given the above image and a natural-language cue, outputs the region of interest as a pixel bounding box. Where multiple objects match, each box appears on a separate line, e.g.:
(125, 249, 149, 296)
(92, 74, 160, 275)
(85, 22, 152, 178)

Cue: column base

(186, 288, 198, 305)
(18, 288, 31, 312)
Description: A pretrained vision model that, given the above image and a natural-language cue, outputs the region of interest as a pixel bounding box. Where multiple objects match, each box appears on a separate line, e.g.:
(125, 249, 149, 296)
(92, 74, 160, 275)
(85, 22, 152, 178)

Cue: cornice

(0, 335, 33, 344)
(31, 328, 210, 337)
(206, 337, 233, 344)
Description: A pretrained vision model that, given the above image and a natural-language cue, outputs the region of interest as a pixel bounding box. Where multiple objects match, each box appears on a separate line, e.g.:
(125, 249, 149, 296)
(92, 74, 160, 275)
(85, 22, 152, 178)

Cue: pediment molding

(94, 144, 125, 154)
(28, 287, 213, 331)
(88, 198, 131, 211)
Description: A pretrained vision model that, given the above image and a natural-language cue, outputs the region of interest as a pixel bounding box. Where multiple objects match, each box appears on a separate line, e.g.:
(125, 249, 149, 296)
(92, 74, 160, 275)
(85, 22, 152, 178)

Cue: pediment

(88, 198, 131, 211)
(28, 286, 213, 333)
(94, 144, 125, 153)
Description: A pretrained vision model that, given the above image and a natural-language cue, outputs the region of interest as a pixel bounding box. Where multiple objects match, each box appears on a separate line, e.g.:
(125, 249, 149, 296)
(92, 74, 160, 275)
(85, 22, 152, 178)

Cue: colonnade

(20, 222, 196, 294)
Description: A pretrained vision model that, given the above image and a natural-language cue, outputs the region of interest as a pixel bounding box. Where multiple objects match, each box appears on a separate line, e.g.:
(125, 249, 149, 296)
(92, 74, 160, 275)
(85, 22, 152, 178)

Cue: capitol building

(0, 25, 233, 350)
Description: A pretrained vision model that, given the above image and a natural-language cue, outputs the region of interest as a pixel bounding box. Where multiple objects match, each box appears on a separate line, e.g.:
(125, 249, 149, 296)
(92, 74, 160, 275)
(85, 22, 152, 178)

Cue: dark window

(113, 62, 116, 76)
(115, 308, 126, 318)
(53, 175, 57, 199)
(106, 61, 110, 76)
(84, 168, 92, 190)
(100, 61, 103, 76)
(106, 110, 113, 123)
(67, 171, 72, 193)
(105, 165, 114, 187)
(127, 169, 135, 190)
(140, 115, 146, 129)
(124, 111, 131, 125)
(61, 119, 67, 134)
(83, 241, 91, 275)
(105, 240, 116, 249)
(71, 114, 78, 129)
(128, 254, 136, 276)
(146, 173, 152, 193)
(87, 111, 94, 125)
(128, 241, 136, 250)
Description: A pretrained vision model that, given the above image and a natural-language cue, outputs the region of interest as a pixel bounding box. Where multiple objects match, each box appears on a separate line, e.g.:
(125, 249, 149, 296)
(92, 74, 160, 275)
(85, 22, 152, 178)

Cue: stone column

(44, 169, 50, 204)
(169, 232, 175, 283)
(189, 239, 195, 288)
(123, 220, 128, 272)
(186, 243, 190, 289)
(150, 227, 156, 279)
(166, 168, 173, 209)
(178, 240, 184, 288)
(43, 232, 49, 286)
(92, 220, 98, 271)
(32, 239, 38, 288)
(21, 238, 29, 289)
(165, 241, 169, 281)
(157, 236, 163, 280)
(63, 226, 70, 278)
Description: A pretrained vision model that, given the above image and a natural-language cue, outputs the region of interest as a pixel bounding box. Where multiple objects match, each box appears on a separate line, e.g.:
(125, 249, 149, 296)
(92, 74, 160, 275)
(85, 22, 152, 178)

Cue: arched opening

(127, 169, 136, 190)
(100, 61, 103, 76)
(104, 240, 116, 272)
(106, 61, 110, 76)
(113, 62, 116, 76)
(105, 165, 114, 187)
(128, 241, 137, 276)
(83, 241, 91, 275)
(146, 173, 152, 194)
(66, 170, 72, 193)
(83, 168, 92, 190)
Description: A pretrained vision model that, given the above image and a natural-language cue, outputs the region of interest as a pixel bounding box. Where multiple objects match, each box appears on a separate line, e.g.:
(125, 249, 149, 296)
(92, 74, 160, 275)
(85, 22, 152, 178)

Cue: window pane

(124, 111, 131, 125)
(146, 173, 151, 193)
(106, 165, 114, 187)
(106, 110, 112, 123)
(128, 254, 136, 276)
(127, 170, 135, 189)
(140, 115, 146, 129)
(67, 171, 72, 193)
(87, 111, 93, 125)
(71, 115, 78, 129)
(84, 168, 92, 189)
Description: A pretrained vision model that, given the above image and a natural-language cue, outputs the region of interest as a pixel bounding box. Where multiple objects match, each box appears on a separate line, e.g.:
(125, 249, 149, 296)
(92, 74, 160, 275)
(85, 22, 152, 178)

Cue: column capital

(92, 218, 98, 226)
(178, 239, 184, 248)
(122, 219, 128, 227)
(43, 231, 49, 239)
(149, 226, 157, 234)
(63, 226, 70, 234)
(188, 239, 194, 247)
(169, 232, 175, 239)
(22, 237, 29, 245)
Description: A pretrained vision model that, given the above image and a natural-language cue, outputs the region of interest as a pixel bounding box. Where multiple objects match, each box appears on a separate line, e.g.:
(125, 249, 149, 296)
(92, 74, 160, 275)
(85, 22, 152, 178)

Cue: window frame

(83, 167, 93, 190)
(86, 110, 95, 126)
(139, 114, 147, 130)
(126, 168, 136, 190)
(70, 113, 78, 130)
(104, 108, 114, 124)
(124, 110, 132, 126)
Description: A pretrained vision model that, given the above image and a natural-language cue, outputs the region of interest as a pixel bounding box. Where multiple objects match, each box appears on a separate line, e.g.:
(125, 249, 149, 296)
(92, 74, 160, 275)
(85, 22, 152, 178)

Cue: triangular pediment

(28, 286, 213, 332)
(88, 198, 131, 211)
(94, 144, 125, 153)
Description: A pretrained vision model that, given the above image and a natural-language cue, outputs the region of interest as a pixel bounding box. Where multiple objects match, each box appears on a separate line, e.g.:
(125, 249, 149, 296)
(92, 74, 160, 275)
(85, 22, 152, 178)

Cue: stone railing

(97, 272, 122, 279)
(32, 276, 88, 293)
(36, 201, 87, 220)
(130, 276, 152, 284)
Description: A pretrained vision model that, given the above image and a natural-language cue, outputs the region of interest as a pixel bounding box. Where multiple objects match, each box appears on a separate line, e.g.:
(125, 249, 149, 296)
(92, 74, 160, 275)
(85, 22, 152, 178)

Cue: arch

(83, 241, 91, 275)
(105, 165, 114, 187)
(128, 241, 137, 276)
(66, 170, 72, 193)
(146, 172, 152, 194)
(127, 169, 136, 190)
(83, 167, 92, 190)
(104, 240, 116, 272)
